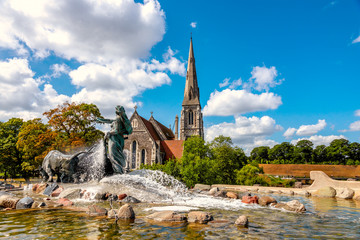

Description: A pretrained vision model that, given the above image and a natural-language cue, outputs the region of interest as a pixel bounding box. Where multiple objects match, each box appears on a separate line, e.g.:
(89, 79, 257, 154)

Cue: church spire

(182, 37, 200, 106)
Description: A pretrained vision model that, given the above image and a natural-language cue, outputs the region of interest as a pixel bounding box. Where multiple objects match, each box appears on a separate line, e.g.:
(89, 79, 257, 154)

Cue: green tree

(0, 118, 24, 179)
(269, 142, 295, 164)
(43, 102, 104, 150)
(209, 136, 247, 184)
(235, 164, 265, 186)
(294, 140, 313, 164)
(250, 146, 270, 164)
(326, 139, 350, 165)
(312, 145, 327, 164)
(348, 142, 360, 165)
(180, 136, 214, 187)
(16, 118, 56, 179)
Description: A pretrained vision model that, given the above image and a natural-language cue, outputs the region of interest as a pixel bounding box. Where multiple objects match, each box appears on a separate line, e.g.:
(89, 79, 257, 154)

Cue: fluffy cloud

(355, 109, 360, 117)
(0, 58, 69, 120)
(291, 135, 347, 147)
(352, 36, 360, 44)
(205, 115, 282, 154)
(249, 66, 282, 92)
(219, 77, 242, 89)
(190, 22, 197, 28)
(340, 121, 360, 132)
(283, 120, 327, 137)
(0, 0, 166, 62)
(203, 89, 282, 116)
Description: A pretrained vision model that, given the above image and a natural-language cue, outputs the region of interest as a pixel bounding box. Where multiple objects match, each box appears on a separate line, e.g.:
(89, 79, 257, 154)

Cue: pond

(1, 171, 360, 239)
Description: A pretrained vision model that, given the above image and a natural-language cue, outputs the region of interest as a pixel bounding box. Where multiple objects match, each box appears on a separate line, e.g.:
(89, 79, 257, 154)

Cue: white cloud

(205, 115, 282, 155)
(355, 109, 360, 117)
(0, 58, 69, 121)
(190, 22, 197, 28)
(291, 135, 347, 147)
(229, 78, 242, 89)
(219, 78, 230, 88)
(203, 89, 282, 116)
(296, 119, 327, 136)
(250, 66, 282, 92)
(352, 36, 360, 44)
(340, 121, 360, 132)
(50, 63, 70, 78)
(0, 0, 166, 62)
(283, 127, 297, 138)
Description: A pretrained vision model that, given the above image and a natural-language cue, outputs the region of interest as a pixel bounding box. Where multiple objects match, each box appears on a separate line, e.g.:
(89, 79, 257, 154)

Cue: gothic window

(141, 149, 146, 165)
(131, 119, 138, 128)
(131, 141, 137, 169)
(188, 110, 194, 125)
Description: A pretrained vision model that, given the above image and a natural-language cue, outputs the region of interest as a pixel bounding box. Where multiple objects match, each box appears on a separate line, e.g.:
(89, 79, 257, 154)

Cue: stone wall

(259, 164, 360, 178)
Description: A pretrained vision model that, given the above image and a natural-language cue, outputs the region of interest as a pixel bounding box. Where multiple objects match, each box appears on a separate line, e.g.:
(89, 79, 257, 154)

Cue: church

(123, 37, 204, 169)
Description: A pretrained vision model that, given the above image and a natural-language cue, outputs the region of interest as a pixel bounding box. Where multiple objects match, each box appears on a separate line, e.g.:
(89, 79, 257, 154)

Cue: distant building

(124, 37, 204, 169)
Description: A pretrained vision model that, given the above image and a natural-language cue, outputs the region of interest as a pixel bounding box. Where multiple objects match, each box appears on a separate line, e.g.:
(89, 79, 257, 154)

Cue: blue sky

(0, 0, 359, 153)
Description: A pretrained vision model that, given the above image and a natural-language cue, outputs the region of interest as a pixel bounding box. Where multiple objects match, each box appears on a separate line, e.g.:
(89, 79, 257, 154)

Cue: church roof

(162, 140, 184, 160)
(182, 37, 200, 106)
(153, 119, 175, 140)
(139, 116, 161, 142)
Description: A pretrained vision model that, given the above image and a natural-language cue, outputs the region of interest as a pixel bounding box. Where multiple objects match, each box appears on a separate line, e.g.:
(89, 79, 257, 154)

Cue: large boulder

(353, 191, 360, 201)
(118, 193, 127, 200)
(235, 215, 248, 227)
(117, 204, 135, 219)
(51, 186, 64, 197)
(193, 184, 211, 191)
(87, 205, 107, 216)
(56, 198, 73, 206)
(241, 195, 259, 204)
(187, 211, 213, 224)
(295, 190, 311, 197)
(312, 187, 336, 198)
(208, 187, 219, 196)
(214, 190, 227, 198)
(272, 200, 306, 213)
(43, 183, 59, 196)
(94, 192, 108, 201)
(226, 192, 238, 199)
(258, 196, 277, 206)
(0, 194, 20, 209)
(31, 201, 46, 208)
(58, 188, 81, 199)
(146, 211, 187, 222)
(336, 187, 354, 199)
(16, 196, 34, 209)
(35, 183, 48, 194)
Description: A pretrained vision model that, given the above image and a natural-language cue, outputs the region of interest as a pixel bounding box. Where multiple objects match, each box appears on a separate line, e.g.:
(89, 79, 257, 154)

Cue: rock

(118, 193, 127, 200)
(51, 186, 64, 197)
(146, 211, 187, 222)
(347, 178, 356, 181)
(87, 205, 108, 216)
(273, 200, 306, 213)
(107, 209, 118, 219)
(35, 183, 48, 194)
(121, 196, 140, 203)
(214, 190, 227, 198)
(32, 184, 39, 192)
(235, 215, 248, 227)
(43, 183, 59, 196)
(31, 201, 46, 208)
(117, 204, 135, 219)
(258, 196, 277, 206)
(313, 187, 336, 198)
(193, 184, 211, 191)
(295, 190, 311, 197)
(94, 192, 108, 200)
(336, 187, 355, 199)
(208, 187, 219, 195)
(283, 190, 294, 195)
(353, 191, 360, 201)
(188, 211, 213, 224)
(294, 182, 302, 188)
(241, 195, 259, 204)
(58, 188, 81, 199)
(226, 192, 238, 199)
(16, 196, 34, 209)
(56, 198, 73, 206)
(0, 194, 20, 209)
(109, 194, 118, 201)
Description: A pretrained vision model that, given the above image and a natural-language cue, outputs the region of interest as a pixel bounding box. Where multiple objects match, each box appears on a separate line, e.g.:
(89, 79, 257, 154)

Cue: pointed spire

(183, 37, 200, 106)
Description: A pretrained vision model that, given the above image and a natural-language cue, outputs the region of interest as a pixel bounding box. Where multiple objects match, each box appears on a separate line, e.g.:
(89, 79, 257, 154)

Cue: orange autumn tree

(43, 102, 104, 152)
(16, 118, 56, 178)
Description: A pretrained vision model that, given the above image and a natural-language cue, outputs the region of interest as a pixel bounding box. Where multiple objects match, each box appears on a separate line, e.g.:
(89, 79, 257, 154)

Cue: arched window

(188, 110, 194, 125)
(141, 149, 146, 165)
(131, 141, 137, 169)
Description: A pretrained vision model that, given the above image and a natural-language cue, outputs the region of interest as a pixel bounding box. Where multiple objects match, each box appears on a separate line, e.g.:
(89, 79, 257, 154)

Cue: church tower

(180, 37, 204, 140)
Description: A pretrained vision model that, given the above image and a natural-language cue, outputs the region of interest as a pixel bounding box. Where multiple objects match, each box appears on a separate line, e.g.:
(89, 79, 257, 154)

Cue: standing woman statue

(97, 105, 133, 174)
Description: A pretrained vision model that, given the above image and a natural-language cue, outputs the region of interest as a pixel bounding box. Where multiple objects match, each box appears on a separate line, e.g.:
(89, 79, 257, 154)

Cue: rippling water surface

(1, 170, 360, 239)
